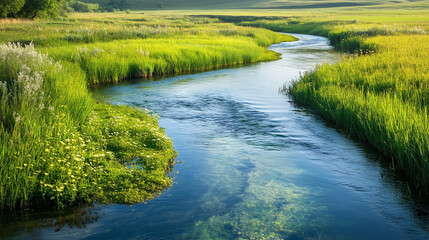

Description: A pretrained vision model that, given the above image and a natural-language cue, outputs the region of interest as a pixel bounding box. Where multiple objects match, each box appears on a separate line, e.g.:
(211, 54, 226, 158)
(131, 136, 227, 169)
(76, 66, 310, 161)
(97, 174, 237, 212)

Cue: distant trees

(106, 0, 127, 11)
(0, 0, 26, 18)
(0, 0, 102, 19)
(0, 0, 66, 18)
(69, 1, 100, 13)
(157, 1, 164, 8)
(19, 0, 64, 19)
(0, 0, 137, 18)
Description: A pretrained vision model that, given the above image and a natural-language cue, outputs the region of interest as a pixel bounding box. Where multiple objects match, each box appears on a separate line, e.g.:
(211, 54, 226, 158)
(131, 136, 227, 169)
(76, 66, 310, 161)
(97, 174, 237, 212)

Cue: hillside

(83, 0, 400, 10)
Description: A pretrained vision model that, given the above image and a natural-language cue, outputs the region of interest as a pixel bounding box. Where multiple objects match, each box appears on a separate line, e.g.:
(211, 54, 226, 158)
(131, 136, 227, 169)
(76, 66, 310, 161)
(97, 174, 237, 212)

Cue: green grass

(0, 42, 176, 209)
(1, 15, 295, 85)
(0, 14, 296, 210)
(42, 35, 287, 84)
(286, 33, 429, 194)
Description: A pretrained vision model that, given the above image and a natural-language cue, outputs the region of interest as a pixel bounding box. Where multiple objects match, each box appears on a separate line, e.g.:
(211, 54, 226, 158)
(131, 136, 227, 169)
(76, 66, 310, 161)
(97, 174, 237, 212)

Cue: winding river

(2, 34, 428, 239)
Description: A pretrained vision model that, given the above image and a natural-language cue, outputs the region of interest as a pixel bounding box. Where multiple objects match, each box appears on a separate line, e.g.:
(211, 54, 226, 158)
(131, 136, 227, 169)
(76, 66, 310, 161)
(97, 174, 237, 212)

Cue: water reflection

(1, 205, 100, 239)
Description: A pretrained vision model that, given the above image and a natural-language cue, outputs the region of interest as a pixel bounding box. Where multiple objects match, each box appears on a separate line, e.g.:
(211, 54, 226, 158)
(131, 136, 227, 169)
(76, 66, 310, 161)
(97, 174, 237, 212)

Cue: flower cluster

(0, 43, 55, 126)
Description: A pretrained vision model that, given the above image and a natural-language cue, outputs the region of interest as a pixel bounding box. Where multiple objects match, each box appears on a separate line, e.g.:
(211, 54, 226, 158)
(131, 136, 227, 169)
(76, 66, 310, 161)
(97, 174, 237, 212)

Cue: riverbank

(223, 16, 429, 194)
(0, 14, 297, 210)
(0, 42, 176, 210)
(288, 34, 429, 195)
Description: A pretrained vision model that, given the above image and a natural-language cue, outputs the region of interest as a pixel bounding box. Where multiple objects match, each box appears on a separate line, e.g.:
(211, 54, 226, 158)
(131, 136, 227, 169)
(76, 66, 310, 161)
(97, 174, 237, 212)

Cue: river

(1, 34, 428, 239)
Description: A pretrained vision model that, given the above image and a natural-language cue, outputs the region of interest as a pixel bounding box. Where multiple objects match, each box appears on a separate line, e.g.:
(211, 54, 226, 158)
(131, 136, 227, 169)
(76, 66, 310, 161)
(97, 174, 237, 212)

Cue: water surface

(2, 34, 428, 239)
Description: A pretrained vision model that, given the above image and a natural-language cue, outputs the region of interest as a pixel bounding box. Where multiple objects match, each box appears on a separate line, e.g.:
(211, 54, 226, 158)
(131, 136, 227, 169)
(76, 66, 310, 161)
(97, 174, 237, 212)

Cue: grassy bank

(1, 14, 295, 85)
(0, 43, 176, 209)
(42, 33, 292, 85)
(189, 7, 428, 194)
(230, 17, 429, 193)
(0, 14, 296, 210)
(288, 35, 429, 194)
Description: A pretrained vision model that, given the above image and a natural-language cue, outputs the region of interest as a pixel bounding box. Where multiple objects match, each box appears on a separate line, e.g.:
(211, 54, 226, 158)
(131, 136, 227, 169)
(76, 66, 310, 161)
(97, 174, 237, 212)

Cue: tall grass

(287, 35, 429, 194)
(42, 35, 291, 85)
(0, 15, 295, 85)
(0, 43, 176, 210)
(237, 18, 427, 53)
(0, 43, 91, 209)
(0, 14, 296, 210)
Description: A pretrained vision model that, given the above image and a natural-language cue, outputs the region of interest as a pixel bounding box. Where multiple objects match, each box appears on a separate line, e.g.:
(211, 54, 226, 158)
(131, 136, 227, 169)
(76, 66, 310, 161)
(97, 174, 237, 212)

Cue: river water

(2, 34, 428, 239)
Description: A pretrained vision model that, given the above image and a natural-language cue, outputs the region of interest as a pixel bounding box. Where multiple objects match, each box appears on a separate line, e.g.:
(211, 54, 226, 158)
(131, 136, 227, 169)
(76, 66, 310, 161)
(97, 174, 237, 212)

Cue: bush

(69, 1, 100, 13)
(0, 0, 26, 18)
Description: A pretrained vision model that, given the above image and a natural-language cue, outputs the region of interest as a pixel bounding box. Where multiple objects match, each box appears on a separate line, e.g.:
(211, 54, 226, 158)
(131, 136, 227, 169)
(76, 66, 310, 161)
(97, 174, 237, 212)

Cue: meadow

(0, 42, 176, 209)
(1, 0, 429, 211)
(85, 0, 415, 10)
(0, 14, 295, 210)
(287, 35, 429, 194)
(128, 2, 428, 194)
(212, 8, 429, 194)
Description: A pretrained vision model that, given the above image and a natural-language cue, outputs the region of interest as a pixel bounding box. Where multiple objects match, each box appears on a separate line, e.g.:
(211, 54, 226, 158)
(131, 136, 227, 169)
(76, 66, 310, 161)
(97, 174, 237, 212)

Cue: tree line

(0, 0, 128, 19)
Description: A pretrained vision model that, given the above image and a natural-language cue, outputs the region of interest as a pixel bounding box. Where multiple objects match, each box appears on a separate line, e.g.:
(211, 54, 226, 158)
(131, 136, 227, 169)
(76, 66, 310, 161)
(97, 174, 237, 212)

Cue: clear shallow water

(2, 34, 428, 239)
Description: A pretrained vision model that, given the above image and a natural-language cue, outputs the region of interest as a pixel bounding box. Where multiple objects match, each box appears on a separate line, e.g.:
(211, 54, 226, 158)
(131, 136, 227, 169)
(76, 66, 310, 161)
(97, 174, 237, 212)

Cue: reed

(0, 14, 296, 209)
(42, 35, 289, 85)
(287, 35, 429, 194)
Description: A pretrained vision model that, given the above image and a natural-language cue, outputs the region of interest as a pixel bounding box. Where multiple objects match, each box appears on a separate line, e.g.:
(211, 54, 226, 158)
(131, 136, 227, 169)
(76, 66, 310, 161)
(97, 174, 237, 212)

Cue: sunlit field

(1, 0, 429, 239)
(0, 14, 295, 210)
(287, 35, 429, 194)
(1, 0, 428, 212)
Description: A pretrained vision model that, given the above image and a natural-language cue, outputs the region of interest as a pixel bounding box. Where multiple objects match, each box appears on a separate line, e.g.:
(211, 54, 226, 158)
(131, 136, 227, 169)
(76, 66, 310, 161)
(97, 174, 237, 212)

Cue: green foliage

(0, 42, 93, 209)
(0, 0, 26, 18)
(19, 0, 64, 19)
(157, 1, 164, 8)
(69, 1, 100, 13)
(0, 0, 79, 19)
(0, 42, 176, 210)
(105, 0, 127, 11)
(0, 14, 296, 210)
(0, 15, 294, 85)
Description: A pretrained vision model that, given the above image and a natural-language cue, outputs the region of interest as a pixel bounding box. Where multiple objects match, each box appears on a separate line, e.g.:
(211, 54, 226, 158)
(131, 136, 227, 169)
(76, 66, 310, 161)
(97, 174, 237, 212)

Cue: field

(0, 13, 295, 210)
(288, 35, 429, 194)
(1, 0, 428, 211)
(85, 0, 411, 10)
